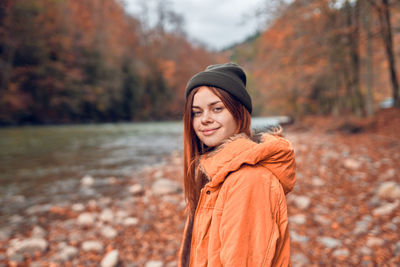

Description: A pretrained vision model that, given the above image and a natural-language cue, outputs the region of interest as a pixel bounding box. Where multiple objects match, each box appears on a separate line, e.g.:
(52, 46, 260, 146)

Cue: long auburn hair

(183, 86, 251, 216)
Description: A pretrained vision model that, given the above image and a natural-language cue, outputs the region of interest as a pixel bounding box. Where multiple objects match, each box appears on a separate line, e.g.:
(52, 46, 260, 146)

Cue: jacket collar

(199, 132, 296, 194)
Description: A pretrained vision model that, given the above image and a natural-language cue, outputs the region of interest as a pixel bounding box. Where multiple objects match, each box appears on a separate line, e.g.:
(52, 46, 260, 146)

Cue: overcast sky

(124, 0, 265, 50)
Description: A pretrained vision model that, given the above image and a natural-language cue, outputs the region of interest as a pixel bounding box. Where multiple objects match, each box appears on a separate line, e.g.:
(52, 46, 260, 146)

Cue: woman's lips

(202, 128, 219, 136)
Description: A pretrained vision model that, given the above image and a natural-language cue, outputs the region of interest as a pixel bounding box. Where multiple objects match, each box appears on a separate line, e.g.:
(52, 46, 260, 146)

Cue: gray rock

(71, 203, 85, 212)
(382, 168, 396, 179)
(290, 231, 309, 243)
(100, 226, 118, 239)
(376, 181, 400, 199)
(0, 228, 11, 241)
(129, 184, 145, 195)
(293, 196, 311, 210)
(366, 237, 385, 247)
(372, 200, 399, 216)
(395, 241, 400, 256)
(314, 215, 331, 225)
(123, 217, 139, 226)
(291, 253, 310, 267)
(77, 212, 96, 226)
(81, 240, 104, 252)
(359, 246, 372, 255)
(9, 215, 23, 224)
(101, 250, 119, 267)
(153, 170, 164, 179)
(311, 176, 325, 186)
(31, 226, 47, 238)
(8, 253, 24, 263)
(289, 214, 307, 225)
(145, 261, 164, 267)
(152, 179, 181, 195)
(343, 158, 361, 170)
(317, 237, 342, 249)
(57, 245, 79, 261)
(81, 175, 95, 186)
(353, 216, 371, 235)
(7, 238, 48, 256)
(100, 209, 114, 222)
(26, 204, 52, 215)
(333, 248, 350, 258)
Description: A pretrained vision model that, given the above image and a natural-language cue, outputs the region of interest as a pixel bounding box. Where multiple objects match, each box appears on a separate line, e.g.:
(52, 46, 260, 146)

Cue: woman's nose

(201, 111, 213, 124)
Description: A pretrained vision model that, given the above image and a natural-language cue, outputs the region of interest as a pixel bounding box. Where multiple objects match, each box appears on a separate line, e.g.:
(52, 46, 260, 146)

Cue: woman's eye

(213, 107, 223, 112)
(192, 111, 201, 117)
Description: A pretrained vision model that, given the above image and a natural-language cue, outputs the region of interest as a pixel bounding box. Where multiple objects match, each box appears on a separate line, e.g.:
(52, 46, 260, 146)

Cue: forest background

(0, 0, 399, 125)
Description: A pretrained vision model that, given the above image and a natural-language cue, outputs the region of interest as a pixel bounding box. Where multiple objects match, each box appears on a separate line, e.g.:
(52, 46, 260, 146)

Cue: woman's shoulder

(222, 164, 283, 193)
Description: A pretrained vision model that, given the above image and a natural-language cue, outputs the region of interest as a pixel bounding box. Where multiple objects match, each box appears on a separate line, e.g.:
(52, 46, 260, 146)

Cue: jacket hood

(199, 132, 296, 194)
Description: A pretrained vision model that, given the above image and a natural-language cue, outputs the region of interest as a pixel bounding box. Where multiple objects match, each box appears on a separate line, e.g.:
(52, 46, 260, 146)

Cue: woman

(179, 62, 296, 266)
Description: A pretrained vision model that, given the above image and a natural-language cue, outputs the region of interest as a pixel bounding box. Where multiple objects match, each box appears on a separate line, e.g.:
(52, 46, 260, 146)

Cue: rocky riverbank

(1, 109, 400, 266)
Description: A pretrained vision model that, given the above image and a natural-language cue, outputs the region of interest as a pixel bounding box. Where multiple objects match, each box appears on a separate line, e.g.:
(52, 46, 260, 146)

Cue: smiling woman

(179, 62, 297, 266)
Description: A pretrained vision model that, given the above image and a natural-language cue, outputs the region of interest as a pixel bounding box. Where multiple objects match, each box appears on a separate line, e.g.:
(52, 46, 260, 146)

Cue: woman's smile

(192, 86, 237, 147)
(201, 127, 220, 136)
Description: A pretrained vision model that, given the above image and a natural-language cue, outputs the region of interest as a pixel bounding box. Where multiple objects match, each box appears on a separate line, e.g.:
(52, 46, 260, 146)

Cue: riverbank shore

(1, 109, 400, 266)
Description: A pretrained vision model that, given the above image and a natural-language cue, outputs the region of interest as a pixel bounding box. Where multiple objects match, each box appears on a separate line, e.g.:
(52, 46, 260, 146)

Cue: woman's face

(192, 86, 238, 148)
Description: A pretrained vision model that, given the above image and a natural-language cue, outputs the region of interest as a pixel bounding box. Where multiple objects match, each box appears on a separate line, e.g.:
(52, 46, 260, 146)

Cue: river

(0, 117, 288, 222)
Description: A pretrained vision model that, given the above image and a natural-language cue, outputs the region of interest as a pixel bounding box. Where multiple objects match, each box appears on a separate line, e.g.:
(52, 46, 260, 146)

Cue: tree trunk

(363, 0, 375, 116)
(379, 0, 399, 107)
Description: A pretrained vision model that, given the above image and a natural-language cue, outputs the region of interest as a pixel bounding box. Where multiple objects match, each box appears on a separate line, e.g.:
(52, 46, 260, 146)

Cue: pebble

(395, 241, 400, 256)
(77, 212, 96, 226)
(293, 196, 311, 210)
(145, 261, 164, 267)
(123, 217, 139, 226)
(0, 228, 11, 241)
(152, 178, 182, 195)
(129, 184, 145, 195)
(57, 245, 79, 261)
(372, 200, 399, 216)
(291, 253, 310, 267)
(100, 209, 114, 222)
(359, 246, 372, 255)
(26, 204, 52, 215)
(353, 216, 372, 235)
(343, 158, 361, 170)
(333, 248, 350, 258)
(366, 237, 385, 247)
(382, 168, 396, 179)
(71, 203, 85, 212)
(290, 230, 309, 243)
(311, 176, 325, 186)
(101, 250, 119, 267)
(100, 226, 118, 239)
(314, 215, 331, 225)
(7, 238, 48, 256)
(376, 181, 400, 199)
(32, 226, 47, 238)
(9, 215, 23, 224)
(317, 237, 342, 248)
(8, 253, 24, 263)
(81, 175, 95, 186)
(153, 170, 164, 179)
(81, 240, 104, 252)
(289, 214, 307, 225)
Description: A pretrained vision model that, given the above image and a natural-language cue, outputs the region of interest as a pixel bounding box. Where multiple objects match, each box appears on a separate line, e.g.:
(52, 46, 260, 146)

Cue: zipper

(189, 187, 206, 265)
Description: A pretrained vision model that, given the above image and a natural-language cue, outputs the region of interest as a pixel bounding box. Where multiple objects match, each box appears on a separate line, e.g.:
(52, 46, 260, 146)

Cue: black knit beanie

(185, 62, 252, 114)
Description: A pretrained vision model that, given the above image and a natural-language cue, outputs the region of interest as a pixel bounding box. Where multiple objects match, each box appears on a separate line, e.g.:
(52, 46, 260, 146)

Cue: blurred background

(0, 0, 399, 266)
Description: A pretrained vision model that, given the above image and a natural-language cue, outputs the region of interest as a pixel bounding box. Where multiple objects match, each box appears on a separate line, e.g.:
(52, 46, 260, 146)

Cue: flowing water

(0, 117, 288, 222)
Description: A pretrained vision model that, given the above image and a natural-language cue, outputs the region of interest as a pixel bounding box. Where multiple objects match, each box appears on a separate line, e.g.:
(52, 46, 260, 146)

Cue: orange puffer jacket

(179, 133, 296, 267)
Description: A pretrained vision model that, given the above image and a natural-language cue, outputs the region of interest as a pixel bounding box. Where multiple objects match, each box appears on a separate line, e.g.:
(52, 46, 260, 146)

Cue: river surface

(0, 117, 288, 221)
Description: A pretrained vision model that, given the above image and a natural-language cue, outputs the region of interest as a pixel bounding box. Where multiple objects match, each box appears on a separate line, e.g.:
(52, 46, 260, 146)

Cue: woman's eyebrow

(192, 101, 222, 109)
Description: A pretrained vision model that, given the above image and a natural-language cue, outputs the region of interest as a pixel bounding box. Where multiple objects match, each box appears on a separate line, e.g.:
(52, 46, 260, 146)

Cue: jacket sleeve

(219, 170, 290, 266)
